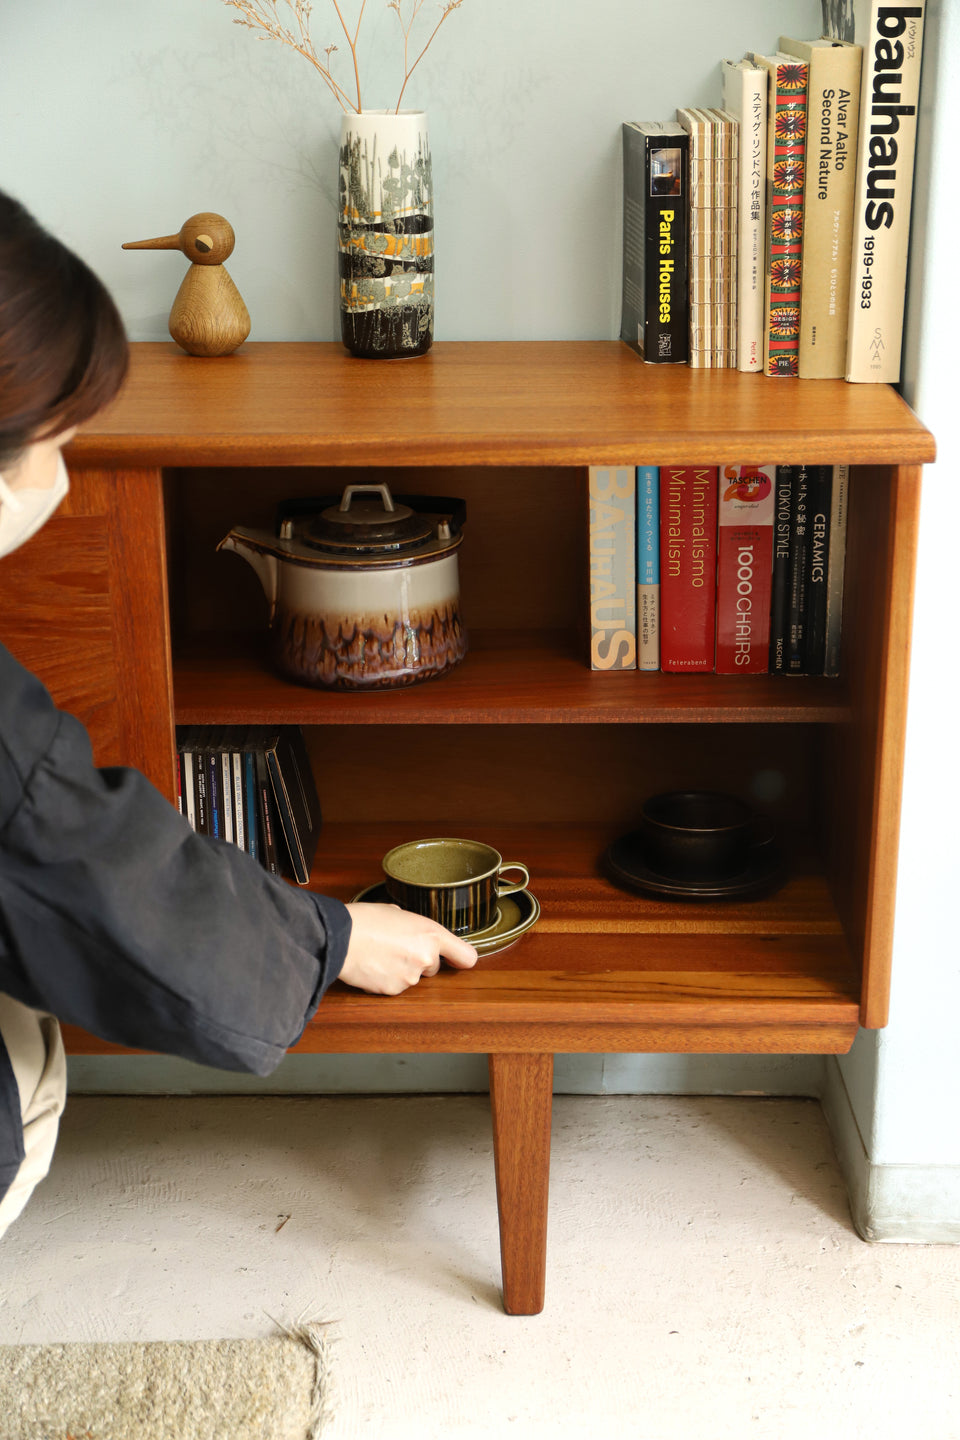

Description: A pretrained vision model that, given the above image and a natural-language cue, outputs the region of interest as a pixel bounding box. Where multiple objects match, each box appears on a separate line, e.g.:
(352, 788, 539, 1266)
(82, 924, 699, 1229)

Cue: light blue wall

(1, 0, 820, 344)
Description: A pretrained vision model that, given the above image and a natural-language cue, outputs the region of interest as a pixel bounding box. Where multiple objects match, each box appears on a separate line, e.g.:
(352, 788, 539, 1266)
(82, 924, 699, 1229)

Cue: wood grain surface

(66, 342, 936, 469)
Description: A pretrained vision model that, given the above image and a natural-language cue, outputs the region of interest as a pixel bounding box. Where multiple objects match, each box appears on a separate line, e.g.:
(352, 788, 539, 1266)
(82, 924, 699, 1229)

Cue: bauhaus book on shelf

(0, 341, 933, 1315)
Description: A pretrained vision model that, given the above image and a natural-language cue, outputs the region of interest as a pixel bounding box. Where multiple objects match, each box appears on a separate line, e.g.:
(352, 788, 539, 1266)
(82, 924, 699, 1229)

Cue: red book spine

(715, 464, 775, 674)
(660, 465, 718, 671)
(766, 60, 808, 377)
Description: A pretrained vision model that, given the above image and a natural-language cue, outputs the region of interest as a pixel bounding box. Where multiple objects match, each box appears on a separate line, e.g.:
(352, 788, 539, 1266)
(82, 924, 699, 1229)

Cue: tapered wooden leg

(488, 1052, 554, 1315)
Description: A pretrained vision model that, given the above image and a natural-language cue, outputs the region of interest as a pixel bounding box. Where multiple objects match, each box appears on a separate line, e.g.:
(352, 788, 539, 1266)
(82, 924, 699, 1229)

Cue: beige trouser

(0, 993, 67, 1239)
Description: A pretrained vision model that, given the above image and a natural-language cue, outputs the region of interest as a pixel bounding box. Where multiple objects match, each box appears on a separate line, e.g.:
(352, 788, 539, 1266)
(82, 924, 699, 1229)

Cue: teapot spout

(217, 528, 280, 623)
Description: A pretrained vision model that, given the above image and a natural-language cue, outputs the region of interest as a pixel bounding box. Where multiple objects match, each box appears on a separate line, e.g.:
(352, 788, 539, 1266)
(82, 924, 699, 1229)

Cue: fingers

(339, 902, 479, 997)
(413, 915, 478, 969)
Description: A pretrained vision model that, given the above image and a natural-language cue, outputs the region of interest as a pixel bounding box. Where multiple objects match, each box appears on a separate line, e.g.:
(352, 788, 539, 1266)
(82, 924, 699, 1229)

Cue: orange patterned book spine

(751, 54, 809, 376)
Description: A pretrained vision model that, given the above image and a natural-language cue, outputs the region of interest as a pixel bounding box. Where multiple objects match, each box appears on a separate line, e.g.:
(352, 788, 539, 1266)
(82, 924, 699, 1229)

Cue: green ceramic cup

(382, 838, 530, 937)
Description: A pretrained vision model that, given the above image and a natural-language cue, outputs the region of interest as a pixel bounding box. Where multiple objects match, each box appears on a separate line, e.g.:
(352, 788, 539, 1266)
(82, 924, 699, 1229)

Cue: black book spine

(786, 464, 811, 673)
(803, 465, 833, 675)
(193, 743, 209, 836)
(255, 747, 281, 877)
(769, 465, 794, 674)
(621, 124, 689, 363)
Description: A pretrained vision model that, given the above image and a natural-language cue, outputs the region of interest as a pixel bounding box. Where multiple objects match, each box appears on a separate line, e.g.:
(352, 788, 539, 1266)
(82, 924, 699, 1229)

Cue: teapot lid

(302, 483, 434, 555)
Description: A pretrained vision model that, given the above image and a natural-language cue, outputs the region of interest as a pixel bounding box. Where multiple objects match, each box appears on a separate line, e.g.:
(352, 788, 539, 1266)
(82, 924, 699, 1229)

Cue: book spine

(183, 750, 197, 832)
(620, 126, 689, 363)
(824, 463, 850, 676)
(677, 109, 709, 369)
(588, 465, 637, 670)
(712, 111, 739, 367)
(659, 465, 718, 671)
(255, 747, 281, 877)
(194, 745, 209, 835)
(266, 750, 306, 885)
(845, 2, 926, 382)
(769, 466, 795, 673)
(721, 64, 767, 371)
(786, 464, 812, 672)
(206, 749, 222, 840)
(636, 465, 660, 671)
(244, 751, 259, 863)
(803, 466, 834, 673)
(231, 751, 246, 851)
(781, 41, 863, 377)
(762, 60, 809, 376)
(220, 750, 234, 844)
(715, 464, 776, 674)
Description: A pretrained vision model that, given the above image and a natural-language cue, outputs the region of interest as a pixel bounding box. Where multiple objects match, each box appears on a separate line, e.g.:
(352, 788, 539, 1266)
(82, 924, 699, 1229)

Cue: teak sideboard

(2, 342, 934, 1314)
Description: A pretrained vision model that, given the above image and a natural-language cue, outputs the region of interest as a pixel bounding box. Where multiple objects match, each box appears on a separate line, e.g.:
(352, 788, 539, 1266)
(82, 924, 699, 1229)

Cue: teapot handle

(338, 483, 395, 512)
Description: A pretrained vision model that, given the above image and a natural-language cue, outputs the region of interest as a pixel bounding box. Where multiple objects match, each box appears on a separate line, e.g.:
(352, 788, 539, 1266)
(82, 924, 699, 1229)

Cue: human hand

(339, 903, 479, 996)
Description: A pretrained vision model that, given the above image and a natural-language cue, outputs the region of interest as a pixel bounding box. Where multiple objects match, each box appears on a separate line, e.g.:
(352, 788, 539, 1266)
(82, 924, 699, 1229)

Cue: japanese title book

(636, 465, 660, 671)
(748, 53, 810, 376)
(720, 58, 768, 372)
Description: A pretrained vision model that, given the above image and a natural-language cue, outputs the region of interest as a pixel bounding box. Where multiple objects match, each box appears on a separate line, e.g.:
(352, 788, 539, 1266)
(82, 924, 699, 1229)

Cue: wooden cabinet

(3, 341, 934, 1314)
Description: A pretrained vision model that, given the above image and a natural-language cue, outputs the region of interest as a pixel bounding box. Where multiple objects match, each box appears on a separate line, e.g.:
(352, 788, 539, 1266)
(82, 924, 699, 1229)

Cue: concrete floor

(0, 1094, 958, 1439)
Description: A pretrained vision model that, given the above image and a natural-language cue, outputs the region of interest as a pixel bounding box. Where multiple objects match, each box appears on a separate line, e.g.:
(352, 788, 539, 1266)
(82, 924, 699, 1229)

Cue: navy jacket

(0, 642, 350, 1205)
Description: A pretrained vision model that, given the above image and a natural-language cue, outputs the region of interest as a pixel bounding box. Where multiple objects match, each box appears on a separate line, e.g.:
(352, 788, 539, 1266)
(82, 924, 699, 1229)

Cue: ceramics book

(802, 466, 834, 675)
(824, 464, 850, 676)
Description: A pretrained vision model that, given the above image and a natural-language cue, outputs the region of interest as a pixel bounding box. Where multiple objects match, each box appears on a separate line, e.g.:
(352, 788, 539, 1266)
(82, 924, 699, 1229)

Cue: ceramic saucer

(351, 883, 541, 954)
(603, 830, 785, 902)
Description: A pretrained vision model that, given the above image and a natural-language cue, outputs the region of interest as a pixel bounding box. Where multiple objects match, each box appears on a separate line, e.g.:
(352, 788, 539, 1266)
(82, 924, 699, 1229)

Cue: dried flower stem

(220, 0, 464, 113)
(390, 0, 463, 113)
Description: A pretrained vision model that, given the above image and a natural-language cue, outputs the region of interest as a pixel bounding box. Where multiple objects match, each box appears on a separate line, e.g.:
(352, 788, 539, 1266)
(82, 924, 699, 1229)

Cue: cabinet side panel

(0, 467, 177, 805)
(821, 464, 922, 1028)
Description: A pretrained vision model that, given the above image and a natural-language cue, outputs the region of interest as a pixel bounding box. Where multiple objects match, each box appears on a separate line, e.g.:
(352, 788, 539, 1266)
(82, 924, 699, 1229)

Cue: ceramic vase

(338, 110, 434, 359)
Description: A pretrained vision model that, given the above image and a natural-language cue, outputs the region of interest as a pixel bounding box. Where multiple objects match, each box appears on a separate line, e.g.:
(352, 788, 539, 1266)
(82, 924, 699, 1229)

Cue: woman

(0, 191, 477, 1236)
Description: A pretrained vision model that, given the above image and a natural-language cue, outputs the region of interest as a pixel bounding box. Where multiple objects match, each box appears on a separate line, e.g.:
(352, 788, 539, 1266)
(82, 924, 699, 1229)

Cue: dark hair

(0, 190, 128, 469)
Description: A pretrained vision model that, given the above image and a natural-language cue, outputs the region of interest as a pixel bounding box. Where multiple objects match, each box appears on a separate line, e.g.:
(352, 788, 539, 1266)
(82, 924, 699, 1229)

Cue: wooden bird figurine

(123, 212, 251, 357)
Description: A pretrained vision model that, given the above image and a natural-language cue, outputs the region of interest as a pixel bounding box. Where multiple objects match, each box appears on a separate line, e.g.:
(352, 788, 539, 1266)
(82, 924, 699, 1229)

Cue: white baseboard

(822, 1055, 960, 1243)
(66, 1051, 822, 1097)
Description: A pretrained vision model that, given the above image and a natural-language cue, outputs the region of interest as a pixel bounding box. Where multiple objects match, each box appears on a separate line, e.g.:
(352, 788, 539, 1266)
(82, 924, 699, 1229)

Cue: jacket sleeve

(0, 652, 351, 1077)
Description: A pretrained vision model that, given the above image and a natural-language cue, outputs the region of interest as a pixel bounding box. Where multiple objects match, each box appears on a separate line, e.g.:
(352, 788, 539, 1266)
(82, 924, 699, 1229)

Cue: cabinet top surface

(67, 341, 935, 468)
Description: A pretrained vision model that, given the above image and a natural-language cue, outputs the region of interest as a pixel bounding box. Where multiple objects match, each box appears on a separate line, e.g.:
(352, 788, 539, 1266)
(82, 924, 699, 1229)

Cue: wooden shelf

(62, 823, 859, 1058)
(303, 821, 859, 1052)
(173, 631, 851, 725)
(66, 341, 936, 470)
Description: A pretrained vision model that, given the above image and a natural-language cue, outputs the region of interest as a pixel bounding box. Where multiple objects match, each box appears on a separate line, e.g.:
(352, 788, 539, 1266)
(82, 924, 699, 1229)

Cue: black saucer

(603, 829, 785, 901)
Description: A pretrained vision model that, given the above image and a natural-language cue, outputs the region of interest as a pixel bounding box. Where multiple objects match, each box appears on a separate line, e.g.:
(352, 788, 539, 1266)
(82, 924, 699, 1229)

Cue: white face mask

(0, 453, 70, 558)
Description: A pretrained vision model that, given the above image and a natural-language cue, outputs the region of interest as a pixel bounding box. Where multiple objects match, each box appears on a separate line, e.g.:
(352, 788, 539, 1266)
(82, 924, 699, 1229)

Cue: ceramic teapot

(218, 484, 467, 690)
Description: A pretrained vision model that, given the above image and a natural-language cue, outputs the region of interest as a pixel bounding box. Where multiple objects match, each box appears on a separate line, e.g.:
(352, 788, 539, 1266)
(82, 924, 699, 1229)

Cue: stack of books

(176, 725, 323, 885)
(587, 463, 849, 677)
(620, 0, 927, 383)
